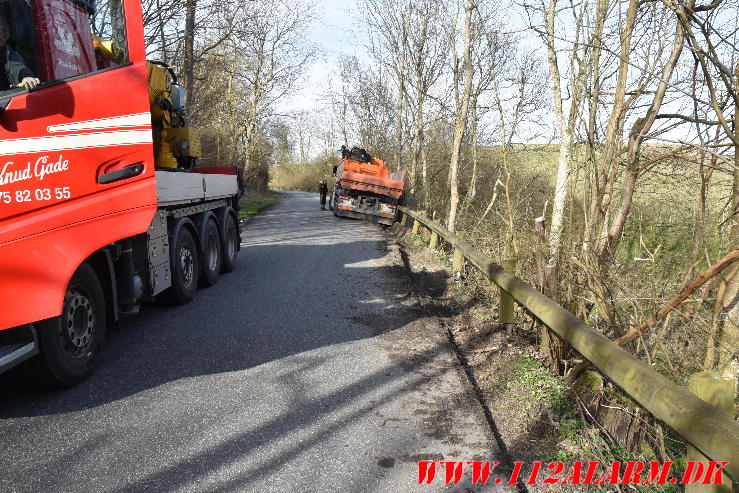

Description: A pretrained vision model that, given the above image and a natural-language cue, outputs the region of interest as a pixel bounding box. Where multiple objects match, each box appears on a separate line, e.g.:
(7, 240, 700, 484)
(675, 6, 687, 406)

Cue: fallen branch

(565, 249, 739, 384)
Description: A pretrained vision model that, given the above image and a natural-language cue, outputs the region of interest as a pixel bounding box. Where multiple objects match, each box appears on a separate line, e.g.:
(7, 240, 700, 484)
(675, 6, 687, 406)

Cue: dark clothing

(319, 182, 328, 207)
(0, 45, 33, 90)
(1, 0, 38, 75)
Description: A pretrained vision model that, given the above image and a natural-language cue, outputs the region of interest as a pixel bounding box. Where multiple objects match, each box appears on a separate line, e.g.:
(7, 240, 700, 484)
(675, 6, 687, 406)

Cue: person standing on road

(319, 178, 328, 210)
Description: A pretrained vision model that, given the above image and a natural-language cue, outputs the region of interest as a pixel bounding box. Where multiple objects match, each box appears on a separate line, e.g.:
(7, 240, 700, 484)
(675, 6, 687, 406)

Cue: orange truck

(329, 146, 406, 226)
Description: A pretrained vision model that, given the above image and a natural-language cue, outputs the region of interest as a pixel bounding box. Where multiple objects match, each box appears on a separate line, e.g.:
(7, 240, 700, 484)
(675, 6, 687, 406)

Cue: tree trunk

(447, 0, 474, 232)
(394, 77, 405, 172)
(583, 0, 637, 254)
(534, 212, 567, 372)
(600, 10, 688, 265)
(549, 131, 573, 263)
(543, 0, 567, 264)
(581, 0, 645, 329)
(716, 68, 739, 373)
(412, 85, 425, 195)
(464, 93, 479, 211)
(421, 146, 430, 211)
(243, 86, 259, 190)
(183, 0, 197, 99)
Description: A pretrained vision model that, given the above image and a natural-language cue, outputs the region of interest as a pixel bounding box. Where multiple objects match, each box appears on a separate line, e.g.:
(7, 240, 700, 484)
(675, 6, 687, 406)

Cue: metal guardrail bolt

(686, 371, 736, 493)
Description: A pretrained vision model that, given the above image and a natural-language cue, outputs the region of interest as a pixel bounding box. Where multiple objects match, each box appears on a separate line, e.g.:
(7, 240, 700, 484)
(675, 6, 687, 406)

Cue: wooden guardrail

(397, 206, 739, 481)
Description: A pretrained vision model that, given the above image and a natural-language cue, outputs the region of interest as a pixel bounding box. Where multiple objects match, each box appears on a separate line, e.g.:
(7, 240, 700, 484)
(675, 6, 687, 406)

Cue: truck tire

(200, 217, 221, 286)
(328, 192, 334, 211)
(332, 192, 338, 217)
(221, 213, 239, 273)
(170, 227, 199, 304)
(34, 262, 107, 386)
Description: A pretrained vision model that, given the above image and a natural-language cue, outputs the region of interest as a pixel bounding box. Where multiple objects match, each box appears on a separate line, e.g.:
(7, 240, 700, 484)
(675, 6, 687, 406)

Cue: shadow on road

(0, 191, 507, 493)
(0, 193, 453, 418)
(0, 244, 412, 414)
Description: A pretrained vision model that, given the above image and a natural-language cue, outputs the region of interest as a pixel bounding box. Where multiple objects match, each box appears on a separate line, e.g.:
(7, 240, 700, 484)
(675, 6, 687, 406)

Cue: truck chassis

(330, 187, 398, 226)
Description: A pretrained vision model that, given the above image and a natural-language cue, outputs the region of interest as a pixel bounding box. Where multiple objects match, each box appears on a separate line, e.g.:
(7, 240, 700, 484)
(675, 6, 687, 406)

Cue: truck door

(0, 0, 157, 330)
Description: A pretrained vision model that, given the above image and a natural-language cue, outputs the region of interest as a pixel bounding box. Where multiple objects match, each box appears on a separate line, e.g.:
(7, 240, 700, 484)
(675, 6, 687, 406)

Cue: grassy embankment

(394, 230, 689, 491)
(270, 156, 335, 191)
(239, 191, 282, 219)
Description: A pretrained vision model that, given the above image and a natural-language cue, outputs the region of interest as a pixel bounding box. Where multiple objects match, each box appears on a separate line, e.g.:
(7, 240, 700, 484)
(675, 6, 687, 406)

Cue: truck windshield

(0, 0, 127, 99)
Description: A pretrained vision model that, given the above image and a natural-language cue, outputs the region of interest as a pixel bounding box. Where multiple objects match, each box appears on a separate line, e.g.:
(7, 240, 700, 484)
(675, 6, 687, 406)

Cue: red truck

(329, 146, 406, 226)
(0, 0, 241, 385)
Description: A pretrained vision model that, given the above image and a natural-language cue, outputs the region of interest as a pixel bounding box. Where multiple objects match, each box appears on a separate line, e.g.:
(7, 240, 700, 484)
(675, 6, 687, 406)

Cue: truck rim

(226, 223, 237, 260)
(63, 287, 95, 357)
(180, 247, 194, 286)
(207, 230, 219, 271)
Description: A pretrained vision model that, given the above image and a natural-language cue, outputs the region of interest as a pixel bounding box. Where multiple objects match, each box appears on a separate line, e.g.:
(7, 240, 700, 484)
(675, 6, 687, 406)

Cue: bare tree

(403, 0, 447, 207)
(464, 1, 510, 211)
(339, 57, 397, 156)
(365, 0, 414, 171)
(538, 0, 591, 272)
(235, 0, 316, 191)
(447, 0, 475, 232)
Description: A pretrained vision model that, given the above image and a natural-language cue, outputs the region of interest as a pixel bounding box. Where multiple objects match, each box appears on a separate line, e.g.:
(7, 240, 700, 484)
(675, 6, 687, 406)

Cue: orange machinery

(330, 147, 406, 225)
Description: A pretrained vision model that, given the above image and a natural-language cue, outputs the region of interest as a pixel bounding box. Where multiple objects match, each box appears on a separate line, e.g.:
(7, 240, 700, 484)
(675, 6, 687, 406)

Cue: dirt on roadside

(385, 225, 623, 493)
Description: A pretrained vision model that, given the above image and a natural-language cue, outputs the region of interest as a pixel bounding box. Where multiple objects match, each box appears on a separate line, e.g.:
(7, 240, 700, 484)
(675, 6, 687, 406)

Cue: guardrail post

(453, 231, 465, 274)
(429, 230, 439, 250)
(400, 212, 408, 226)
(499, 259, 517, 335)
(412, 212, 425, 235)
(453, 247, 464, 273)
(686, 371, 736, 493)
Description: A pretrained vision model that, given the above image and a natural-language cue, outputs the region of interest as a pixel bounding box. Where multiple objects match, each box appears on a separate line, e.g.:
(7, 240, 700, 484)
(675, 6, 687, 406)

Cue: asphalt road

(0, 191, 508, 492)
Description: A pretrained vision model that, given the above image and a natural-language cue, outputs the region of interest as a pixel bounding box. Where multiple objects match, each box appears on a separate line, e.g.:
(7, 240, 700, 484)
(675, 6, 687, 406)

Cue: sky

(286, 0, 365, 113)
(280, 0, 734, 156)
(281, 0, 551, 150)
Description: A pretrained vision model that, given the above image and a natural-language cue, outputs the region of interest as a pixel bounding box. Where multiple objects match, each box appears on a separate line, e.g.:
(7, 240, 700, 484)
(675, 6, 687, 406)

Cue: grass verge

(239, 191, 282, 219)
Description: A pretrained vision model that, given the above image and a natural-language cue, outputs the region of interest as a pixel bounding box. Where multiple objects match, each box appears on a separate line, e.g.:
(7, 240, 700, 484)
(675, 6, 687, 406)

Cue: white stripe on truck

(0, 129, 153, 156)
(47, 113, 151, 133)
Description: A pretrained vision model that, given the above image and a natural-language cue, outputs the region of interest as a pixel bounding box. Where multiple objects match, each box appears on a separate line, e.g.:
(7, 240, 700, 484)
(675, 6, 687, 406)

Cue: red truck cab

(0, 1, 240, 384)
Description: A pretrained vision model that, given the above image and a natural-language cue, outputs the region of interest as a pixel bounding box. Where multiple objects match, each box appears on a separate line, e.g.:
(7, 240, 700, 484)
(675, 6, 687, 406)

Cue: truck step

(0, 341, 38, 374)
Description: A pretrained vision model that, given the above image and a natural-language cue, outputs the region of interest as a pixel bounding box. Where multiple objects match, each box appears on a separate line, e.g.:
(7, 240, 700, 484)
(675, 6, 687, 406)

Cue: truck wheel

(35, 262, 107, 386)
(200, 218, 221, 286)
(328, 193, 334, 211)
(170, 227, 199, 304)
(221, 213, 239, 273)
